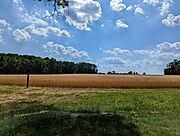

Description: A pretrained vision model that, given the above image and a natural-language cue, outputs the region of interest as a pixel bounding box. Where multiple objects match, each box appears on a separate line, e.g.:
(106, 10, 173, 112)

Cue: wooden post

(27, 73, 29, 88)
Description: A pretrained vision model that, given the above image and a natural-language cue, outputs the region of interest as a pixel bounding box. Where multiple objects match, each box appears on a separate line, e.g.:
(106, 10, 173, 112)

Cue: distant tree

(143, 72, 146, 75)
(0, 53, 98, 74)
(0, 55, 3, 68)
(127, 71, 133, 75)
(107, 71, 112, 74)
(164, 60, 180, 75)
(112, 71, 116, 74)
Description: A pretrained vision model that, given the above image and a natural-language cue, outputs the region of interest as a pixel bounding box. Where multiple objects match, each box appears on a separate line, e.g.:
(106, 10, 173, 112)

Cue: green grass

(0, 86, 21, 94)
(53, 90, 180, 112)
(0, 86, 180, 136)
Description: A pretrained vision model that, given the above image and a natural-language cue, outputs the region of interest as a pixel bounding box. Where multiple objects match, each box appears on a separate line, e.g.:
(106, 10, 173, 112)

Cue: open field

(0, 74, 180, 88)
(0, 86, 180, 136)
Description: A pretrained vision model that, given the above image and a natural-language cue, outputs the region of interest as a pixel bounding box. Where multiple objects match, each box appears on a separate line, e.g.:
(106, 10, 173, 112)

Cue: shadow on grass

(0, 101, 141, 136)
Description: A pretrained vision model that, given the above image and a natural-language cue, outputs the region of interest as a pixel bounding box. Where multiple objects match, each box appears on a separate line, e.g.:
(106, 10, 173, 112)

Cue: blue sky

(0, 0, 180, 74)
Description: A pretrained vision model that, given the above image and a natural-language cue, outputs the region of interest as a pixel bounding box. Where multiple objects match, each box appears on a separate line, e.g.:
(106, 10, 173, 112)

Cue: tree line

(0, 53, 98, 74)
(164, 60, 180, 75)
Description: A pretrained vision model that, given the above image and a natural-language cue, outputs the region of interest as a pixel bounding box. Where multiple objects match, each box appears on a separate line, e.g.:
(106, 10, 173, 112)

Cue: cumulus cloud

(25, 25, 48, 37)
(24, 25, 70, 37)
(12, 25, 70, 42)
(162, 14, 180, 27)
(137, 58, 164, 73)
(99, 57, 133, 68)
(104, 47, 131, 55)
(126, 5, 133, 11)
(143, 0, 173, 16)
(99, 42, 180, 73)
(157, 42, 180, 53)
(13, 0, 48, 26)
(133, 49, 157, 57)
(131, 41, 180, 72)
(134, 6, 144, 14)
(116, 20, 128, 28)
(133, 42, 180, 60)
(134, 50, 180, 60)
(159, 0, 173, 16)
(0, 19, 11, 27)
(110, 0, 126, 11)
(0, 19, 12, 31)
(143, 0, 160, 5)
(46, 26, 70, 37)
(142, 0, 173, 16)
(43, 41, 89, 58)
(13, 29, 31, 42)
(60, 0, 102, 31)
(13, 0, 102, 31)
(0, 19, 12, 43)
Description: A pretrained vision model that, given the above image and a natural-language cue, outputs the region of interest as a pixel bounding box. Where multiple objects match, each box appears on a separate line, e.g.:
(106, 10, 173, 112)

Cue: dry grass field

(0, 74, 180, 88)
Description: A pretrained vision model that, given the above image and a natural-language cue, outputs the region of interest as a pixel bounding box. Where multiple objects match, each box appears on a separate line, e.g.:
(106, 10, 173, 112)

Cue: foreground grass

(0, 86, 180, 136)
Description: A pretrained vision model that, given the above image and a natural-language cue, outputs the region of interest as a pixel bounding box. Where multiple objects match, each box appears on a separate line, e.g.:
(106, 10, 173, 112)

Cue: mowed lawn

(0, 86, 180, 136)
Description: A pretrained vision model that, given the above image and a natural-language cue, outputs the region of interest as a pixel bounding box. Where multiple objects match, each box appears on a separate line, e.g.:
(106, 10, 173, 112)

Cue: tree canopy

(164, 60, 180, 75)
(0, 53, 98, 74)
(37, 0, 69, 15)
(38, 0, 69, 7)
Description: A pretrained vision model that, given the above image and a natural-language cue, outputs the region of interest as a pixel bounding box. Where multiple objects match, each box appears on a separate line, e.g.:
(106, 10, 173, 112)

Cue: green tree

(164, 60, 180, 75)
(0, 53, 98, 74)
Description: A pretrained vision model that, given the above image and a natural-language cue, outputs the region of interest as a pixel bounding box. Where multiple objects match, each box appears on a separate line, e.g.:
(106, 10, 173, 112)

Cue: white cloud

(99, 57, 133, 68)
(143, 0, 173, 16)
(142, 0, 173, 16)
(157, 42, 180, 53)
(101, 24, 104, 27)
(13, 0, 101, 31)
(159, 0, 173, 16)
(60, 0, 102, 31)
(134, 42, 180, 60)
(13, 0, 48, 26)
(104, 47, 131, 55)
(110, 0, 126, 11)
(116, 19, 128, 28)
(0, 19, 12, 43)
(0, 19, 11, 27)
(66, 46, 89, 58)
(46, 26, 70, 37)
(98, 42, 180, 73)
(0, 19, 12, 31)
(132, 42, 180, 73)
(13, 29, 31, 42)
(99, 42, 180, 73)
(126, 5, 133, 11)
(143, 0, 160, 5)
(24, 25, 70, 37)
(25, 25, 48, 37)
(162, 14, 180, 27)
(133, 49, 156, 55)
(0, 35, 2, 43)
(136, 58, 165, 73)
(134, 50, 180, 60)
(134, 6, 144, 14)
(43, 41, 89, 58)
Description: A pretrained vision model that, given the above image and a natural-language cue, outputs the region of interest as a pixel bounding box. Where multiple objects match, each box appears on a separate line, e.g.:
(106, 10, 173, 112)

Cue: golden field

(0, 74, 180, 88)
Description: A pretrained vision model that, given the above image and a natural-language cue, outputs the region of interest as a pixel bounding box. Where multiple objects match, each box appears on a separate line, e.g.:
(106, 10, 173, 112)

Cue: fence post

(27, 73, 29, 88)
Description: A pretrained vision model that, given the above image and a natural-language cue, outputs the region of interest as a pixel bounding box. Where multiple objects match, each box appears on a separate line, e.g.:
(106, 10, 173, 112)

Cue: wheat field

(0, 74, 180, 88)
